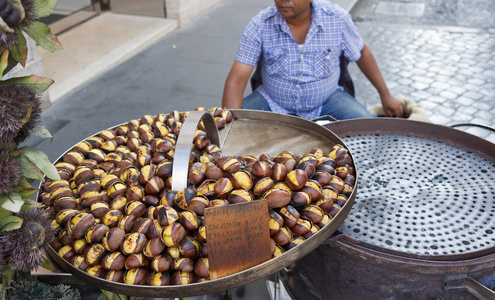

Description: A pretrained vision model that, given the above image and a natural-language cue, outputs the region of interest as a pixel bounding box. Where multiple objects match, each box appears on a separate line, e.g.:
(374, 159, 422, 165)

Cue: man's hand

(380, 93, 404, 118)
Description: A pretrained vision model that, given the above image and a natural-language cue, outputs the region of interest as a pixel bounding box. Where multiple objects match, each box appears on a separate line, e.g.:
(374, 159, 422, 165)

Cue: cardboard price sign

(204, 201, 271, 279)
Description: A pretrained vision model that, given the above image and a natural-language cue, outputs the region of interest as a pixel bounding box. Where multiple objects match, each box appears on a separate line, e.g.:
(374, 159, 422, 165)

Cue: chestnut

(124, 268, 148, 285)
(71, 255, 90, 271)
(253, 177, 274, 197)
(171, 271, 195, 285)
(286, 169, 308, 191)
(87, 265, 107, 279)
(90, 202, 109, 220)
(213, 177, 233, 198)
(154, 205, 179, 226)
(66, 212, 95, 240)
(262, 188, 291, 209)
(251, 160, 273, 178)
(85, 243, 107, 265)
(204, 163, 224, 180)
(291, 191, 311, 208)
(216, 156, 241, 173)
(151, 255, 173, 272)
(122, 232, 148, 255)
(124, 201, 146, 217)
(145, 176, 165, 195)
(53, 196, 78, 212)
(227, 189, 254, 204)
(160, 223, 186, 247)
(132, 217, 152, 235)
(301, 205, 324, 224)
(180, 211, 200, 231)
(117, 214, 136, 233)
(179, 236, 200, 259)
(147, 271, 171, 286)
(328, 175, 345, 194)
(58, 245, 76, 261)
(296, 160, 316, 179)
(173, 187, 195, 211)
(301, 180, 322, 202)
(102, 209, 123, 227)
(317, 213, 333, 229)
(291, 218, 312, 235)
(228, 170, 253, 190)
(125, 253, 148, 269)
(72, 238, 89, 255)
(279, 205, 300, 228)
(269, 210, 284, 236)
(143, 237, 166, 258)
(172, 257, 195, 272)
(188, 196, 210, 215)
(194, 257, 210, 278)
(102, 227, 126, 252)
(272, 226, 292, 246)
(302, 224, 320, 239)
(146, 219, 163, 240)
(62, 151, 85, 165)
(106, 270, 125, 283)
(138, 164, 156, 185)
(102, 251, 126, 270)
(73, 141, 92, 156)
(285, 235, 306, 250)
(85, 223, 110, 244)
(313, 171, 332, 186)
(271, 163, 288, 182)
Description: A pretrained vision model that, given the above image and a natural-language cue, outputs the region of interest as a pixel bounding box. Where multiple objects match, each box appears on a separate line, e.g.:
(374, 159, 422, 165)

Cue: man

(222, 0, 404, 120)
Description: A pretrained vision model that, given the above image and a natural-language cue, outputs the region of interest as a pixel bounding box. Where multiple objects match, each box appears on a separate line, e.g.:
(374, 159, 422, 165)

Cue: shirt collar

(262, 1, 327, 31)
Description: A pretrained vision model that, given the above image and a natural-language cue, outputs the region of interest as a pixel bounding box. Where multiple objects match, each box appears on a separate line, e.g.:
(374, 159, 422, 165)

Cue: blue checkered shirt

(235, 0, 364, 120)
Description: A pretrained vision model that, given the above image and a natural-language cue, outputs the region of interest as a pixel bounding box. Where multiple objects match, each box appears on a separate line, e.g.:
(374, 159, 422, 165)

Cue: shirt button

(326, 55, 330, 60)
(296, 84, 300, 88)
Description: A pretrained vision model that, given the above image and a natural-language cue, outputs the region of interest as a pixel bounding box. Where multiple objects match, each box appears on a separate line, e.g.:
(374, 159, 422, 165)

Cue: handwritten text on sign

(205, 201, 271, 279)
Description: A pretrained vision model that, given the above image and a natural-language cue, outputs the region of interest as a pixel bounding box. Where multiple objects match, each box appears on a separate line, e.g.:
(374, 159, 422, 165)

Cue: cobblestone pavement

(348, 0, 495, 143)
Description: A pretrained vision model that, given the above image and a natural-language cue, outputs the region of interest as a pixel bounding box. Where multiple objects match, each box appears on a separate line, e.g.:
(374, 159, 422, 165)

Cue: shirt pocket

(263, 48, 287, 77)
(313, 49, 339, 79)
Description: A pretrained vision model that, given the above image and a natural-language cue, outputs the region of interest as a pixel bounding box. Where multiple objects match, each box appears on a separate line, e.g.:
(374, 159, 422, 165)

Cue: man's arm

(222, 61, 255, 109)
(356, 43, 404, 118)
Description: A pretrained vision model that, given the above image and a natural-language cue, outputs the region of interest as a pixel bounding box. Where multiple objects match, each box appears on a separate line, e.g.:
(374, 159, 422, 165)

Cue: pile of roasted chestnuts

(39, 107, 355, 286)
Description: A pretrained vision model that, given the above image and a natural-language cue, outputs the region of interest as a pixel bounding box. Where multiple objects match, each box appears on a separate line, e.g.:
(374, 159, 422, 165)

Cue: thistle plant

(0, 0, 63, 298)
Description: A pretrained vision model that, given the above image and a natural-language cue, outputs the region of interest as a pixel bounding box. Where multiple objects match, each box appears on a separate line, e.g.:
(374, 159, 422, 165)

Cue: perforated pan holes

(340, 133, 495, 255)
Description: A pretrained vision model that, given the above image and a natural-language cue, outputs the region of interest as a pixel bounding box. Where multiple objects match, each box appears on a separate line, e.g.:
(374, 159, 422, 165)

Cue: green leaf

(14, 186, 40, 197)
(10, 30, 28, 67)
(0, 75, 54, 93)
(33, 0, 59, 18)
(31, 127, 54, 142)
(22, 21, 62, 53)
(0, 49, 9, 79)
(21, 198, 41, 211)
(19, 154, 45, 181)
(19, 146, 60, 181)
(0, 215, 23, 232)
(41, 257, 57, 272)
(0, 207, 11, 219)
(98, 290, 128, 300)
(0, 193, 25, 212)
(14, 176, 35, 190)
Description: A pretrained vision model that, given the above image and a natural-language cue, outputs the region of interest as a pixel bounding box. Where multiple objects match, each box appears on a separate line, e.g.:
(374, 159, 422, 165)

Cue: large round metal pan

(43, 109, 356, 298)
(323, 118, 495, 260)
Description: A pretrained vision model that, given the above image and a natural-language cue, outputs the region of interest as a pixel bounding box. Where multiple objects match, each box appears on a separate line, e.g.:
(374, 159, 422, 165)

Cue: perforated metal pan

(42, 110, 356, 298)
(323, 118, 495, 260)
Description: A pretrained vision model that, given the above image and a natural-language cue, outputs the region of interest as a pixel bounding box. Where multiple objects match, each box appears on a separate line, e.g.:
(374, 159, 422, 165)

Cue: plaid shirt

(235, 0, 364, 120)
